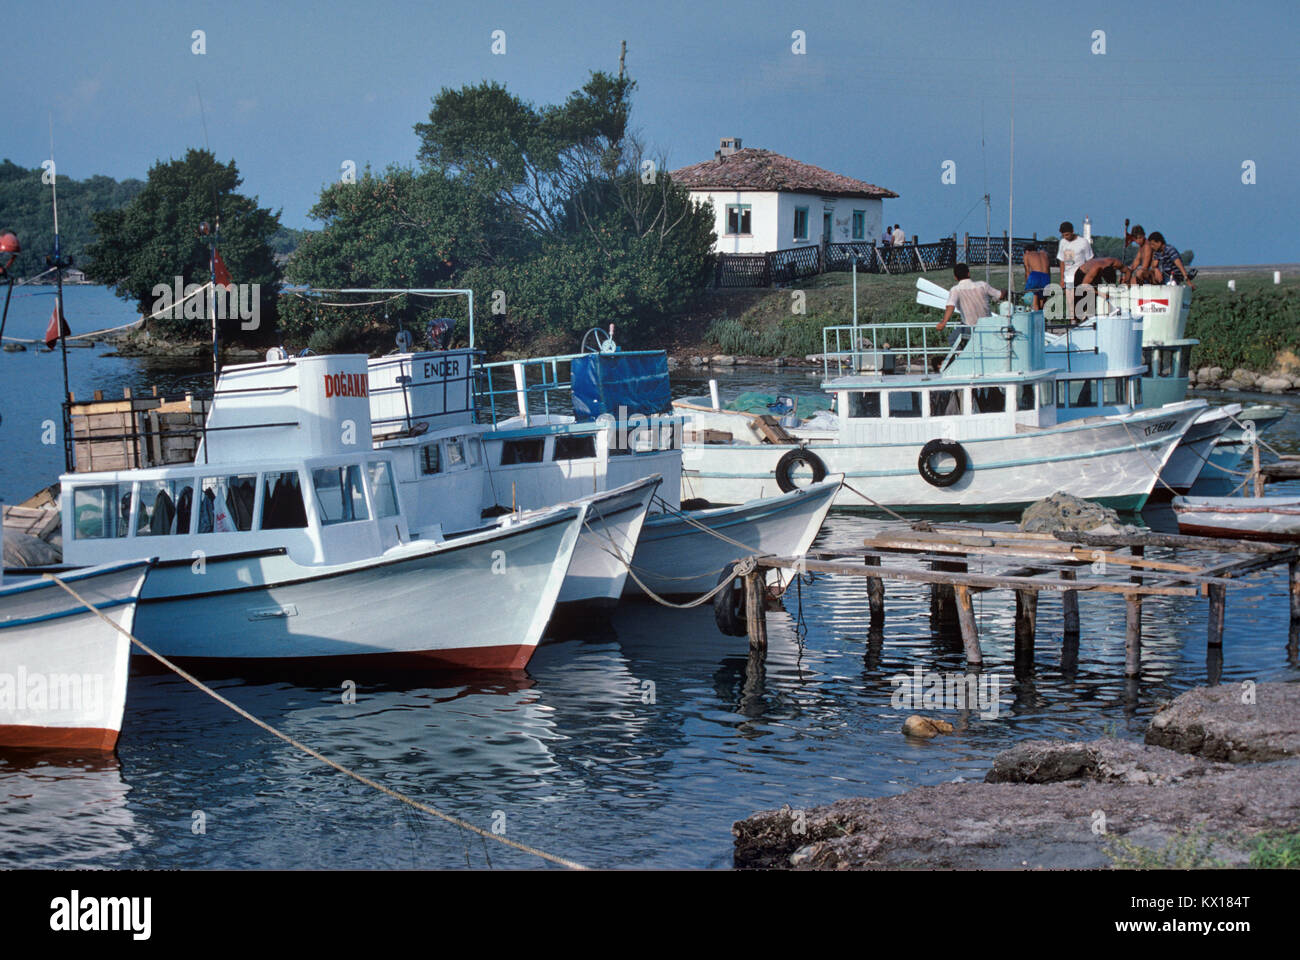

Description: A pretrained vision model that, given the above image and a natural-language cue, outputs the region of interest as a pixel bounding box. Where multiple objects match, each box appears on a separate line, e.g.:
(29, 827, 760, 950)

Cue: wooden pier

(739, 522, 1300, 675)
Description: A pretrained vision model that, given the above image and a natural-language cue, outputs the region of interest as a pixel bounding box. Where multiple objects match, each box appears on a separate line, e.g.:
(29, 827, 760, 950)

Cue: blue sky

(4, 0, 1296, 264)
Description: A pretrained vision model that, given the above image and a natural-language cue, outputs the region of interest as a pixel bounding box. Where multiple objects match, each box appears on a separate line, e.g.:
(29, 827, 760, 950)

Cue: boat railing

(368, 352, 480, 434)
(819, 323, 960, 379)
(475, 353, 586, 426)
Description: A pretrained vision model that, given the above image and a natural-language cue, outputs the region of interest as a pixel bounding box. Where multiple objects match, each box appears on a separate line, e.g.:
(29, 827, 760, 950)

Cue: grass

(1249, 831, 1300, 869)
(697, 266, 1300, 371)
(1103, 827, 1228, 870)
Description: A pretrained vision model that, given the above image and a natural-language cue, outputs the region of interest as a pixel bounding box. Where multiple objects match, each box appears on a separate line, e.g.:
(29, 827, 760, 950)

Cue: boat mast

(49, 119, 73, 472)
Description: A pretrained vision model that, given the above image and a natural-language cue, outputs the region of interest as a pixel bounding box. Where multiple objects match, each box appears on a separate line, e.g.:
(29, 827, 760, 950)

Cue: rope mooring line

(43, 572, 588, 871)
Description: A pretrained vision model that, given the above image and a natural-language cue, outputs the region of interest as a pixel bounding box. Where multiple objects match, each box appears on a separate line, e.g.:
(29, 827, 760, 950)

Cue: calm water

(2, 290, 1299, 870)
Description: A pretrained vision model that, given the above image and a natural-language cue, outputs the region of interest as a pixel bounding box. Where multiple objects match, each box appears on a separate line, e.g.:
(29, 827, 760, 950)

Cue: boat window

(1056, 381, 1068, 408)
(1103, 377, 1125, 405)
(1132, 378, 1143, 406)
(1157, 348, 1175, 379)
(1037, 382, 1053, 407)
(464, 437, 480, 466)
(554, 435, 597, 460)
(501, 438, 545, 465)
(972, 386, 1007, 414)
(1067, 380, 1097, 407)
(260, 471, 308, 530)
(446, 439, 467, 469)
(367, 461, 399, 519)
(312, 465, 369, 525)
(1175, 345, 1193, 378)
(420, 442, 440, 475)
(929, 389, 964, 417)
(887, 391, 923, 418)
(72, 485, 121, 539)
(198, 475, 256, 533)
(1017, 384, 1035, 412)
(847, 391, 881, 418)
(135, 479, 194, 536)
(1141, 346, 1153, 374)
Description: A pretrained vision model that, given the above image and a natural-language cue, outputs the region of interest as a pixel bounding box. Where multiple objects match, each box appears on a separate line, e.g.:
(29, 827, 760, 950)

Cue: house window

(725, 204, 752, 236)
(852, 210, 866, 240)
(793, 207, 809, 241)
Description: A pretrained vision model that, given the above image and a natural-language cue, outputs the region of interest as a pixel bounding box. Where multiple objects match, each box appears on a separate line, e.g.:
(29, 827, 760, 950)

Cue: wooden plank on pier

(858, 534, 1202, 574)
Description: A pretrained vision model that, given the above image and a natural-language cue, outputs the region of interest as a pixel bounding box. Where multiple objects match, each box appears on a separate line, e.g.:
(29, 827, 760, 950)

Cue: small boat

(625, 476, 841, 597)
(1171, 495, 1300, 542)
(0, 559, 149, 751)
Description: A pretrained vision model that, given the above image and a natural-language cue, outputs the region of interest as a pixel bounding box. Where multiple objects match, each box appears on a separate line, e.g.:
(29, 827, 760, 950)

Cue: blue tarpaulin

(571, 352, 671, 421)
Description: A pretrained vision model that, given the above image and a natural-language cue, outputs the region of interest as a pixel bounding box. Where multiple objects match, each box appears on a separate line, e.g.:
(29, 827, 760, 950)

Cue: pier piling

(745, 569, 768, 652)
(1060, 568, 1080, 641)
(1125, 594, 1143, 677)
(864, 555, 885, 635)
(954, 584, 981, 666)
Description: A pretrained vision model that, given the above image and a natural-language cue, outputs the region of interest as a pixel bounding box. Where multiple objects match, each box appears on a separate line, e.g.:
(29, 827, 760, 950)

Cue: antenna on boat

(1008, 74, 1015, 300)
(47, 116, 74, 472)
(981, 99, 990, 286)
(197, 83, 222, 377)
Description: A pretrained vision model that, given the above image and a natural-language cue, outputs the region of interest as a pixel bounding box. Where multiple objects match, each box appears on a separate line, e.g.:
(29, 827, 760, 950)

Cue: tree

(84, 149, 281, 340)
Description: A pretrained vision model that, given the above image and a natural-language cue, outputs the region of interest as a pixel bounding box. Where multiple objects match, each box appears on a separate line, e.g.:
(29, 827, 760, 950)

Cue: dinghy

(0, 560, 149, 751)
(1172, 495, 1300, 542)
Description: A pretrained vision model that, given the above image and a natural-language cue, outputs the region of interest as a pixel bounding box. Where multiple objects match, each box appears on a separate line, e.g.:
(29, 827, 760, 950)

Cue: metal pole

(984, 194, 991, 285)
(1008, 76, 1015, 297)
(0, 275, 13, 343)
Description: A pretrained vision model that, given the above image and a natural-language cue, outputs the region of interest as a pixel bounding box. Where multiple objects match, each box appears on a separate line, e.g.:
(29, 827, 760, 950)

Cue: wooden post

(1130, 544, 1144, 586)
(1125, 593, 1143, 676)
(963, 232, 969, 263)
(930, 558, 965, 628)
(1207, 581, 1226, 648)
(954, 584, 981, 666)
(745, 569, 768, 652)
(1014, 589, 1037, 666)
(1253, 444, 1264, 498)
(1289, 561, 1300, 661)
(865, 555, 885, 634)
(1061, 568, 1080, 640)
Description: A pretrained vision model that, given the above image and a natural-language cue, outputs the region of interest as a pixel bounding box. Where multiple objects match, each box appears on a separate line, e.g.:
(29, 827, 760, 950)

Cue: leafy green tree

(84, 149, 281, 340)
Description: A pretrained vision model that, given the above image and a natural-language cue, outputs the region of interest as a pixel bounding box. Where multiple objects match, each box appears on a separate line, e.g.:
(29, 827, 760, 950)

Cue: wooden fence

(715, 233, 1057, 288)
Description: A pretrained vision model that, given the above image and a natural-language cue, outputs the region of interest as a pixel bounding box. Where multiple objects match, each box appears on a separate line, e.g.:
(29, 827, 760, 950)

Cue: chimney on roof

(718, 137, 742, 159)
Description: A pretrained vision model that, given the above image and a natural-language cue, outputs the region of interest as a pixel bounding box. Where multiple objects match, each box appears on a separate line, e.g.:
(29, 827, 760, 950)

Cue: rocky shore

(1190, 365, 1300, 394)
(104, 330, 263, 364)
(733, 683, 1300, 869)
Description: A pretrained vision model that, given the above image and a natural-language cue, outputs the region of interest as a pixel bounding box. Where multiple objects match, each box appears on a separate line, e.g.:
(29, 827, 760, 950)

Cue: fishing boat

(0, 559, 149, 751)
(1171, 495, 1300, 542)
(357, 308, 840, 602)
(674, 307, 1201, 514)
(55, 353, 587, 670)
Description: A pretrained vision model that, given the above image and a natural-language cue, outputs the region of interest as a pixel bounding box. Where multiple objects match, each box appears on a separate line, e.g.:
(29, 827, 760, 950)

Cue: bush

(1187, 288, 1300, 371)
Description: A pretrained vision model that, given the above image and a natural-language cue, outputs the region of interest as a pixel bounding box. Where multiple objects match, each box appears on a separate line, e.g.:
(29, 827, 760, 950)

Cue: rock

(1219, 379, 1243, 392)
(1258, 376, 1291, 394)
(688, 356, 706, 367)
(1207, 366, 1223, 383)
(2, 342, 26, 352)
(1019, 491, 1134, 534)
(665, 357, 679, 371)
(902, 715, 953, 738)
(1231, 368, 1257, 388)
(2, 531, 61, 566)
(710, 354, 736, 366)
(986, 738, 1231, 785)
(1196, 366, 1215, 384)
(1146, 682, 1300, 762)
(733, 760, 1300, 869)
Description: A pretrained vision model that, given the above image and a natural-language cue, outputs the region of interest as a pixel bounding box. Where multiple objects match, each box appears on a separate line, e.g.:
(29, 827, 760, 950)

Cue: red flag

(44, 303, 71, 348)
(213, 249, 233, 289)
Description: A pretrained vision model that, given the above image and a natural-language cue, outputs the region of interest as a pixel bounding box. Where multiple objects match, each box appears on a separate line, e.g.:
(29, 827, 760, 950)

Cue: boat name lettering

(1144, 419, 1176, 436)
(323, 372, 369, 399)
(422, 358, 460, 379)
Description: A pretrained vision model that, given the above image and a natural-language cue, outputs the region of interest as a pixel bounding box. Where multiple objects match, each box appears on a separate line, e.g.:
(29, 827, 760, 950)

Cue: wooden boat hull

(0, 561, 149, 751)
(626, 477, 841, 597)
(1172, 495, 1300, 543)
(130, 508, 584, 669)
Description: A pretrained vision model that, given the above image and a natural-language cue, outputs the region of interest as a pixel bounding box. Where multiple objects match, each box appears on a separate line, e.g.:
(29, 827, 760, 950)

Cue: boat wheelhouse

(56, 354, 587, 669)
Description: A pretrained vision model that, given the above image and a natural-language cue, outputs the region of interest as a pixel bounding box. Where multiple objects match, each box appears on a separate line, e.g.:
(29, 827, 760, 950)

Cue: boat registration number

(247, 604, 300, 621)
(1143, 420, 1176, 436)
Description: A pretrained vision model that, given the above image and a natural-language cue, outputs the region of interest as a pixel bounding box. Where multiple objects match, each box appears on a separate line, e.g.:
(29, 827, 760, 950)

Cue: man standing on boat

(1022, 242, 1051, 309)
(1056, 221, 1094, 289)
(935, 263, 1005, 369)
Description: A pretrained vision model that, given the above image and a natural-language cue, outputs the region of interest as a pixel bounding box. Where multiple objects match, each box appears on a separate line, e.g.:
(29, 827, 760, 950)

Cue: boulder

(1019, 491, 1134, 534)
(1196, 366, 1215, 384)
(710, 354, 737, 366)
(902, 715, 953, 738)
(1219, 379, 1243, 391)
(1258, 376, 1291, 394)
(1208, 366, 1224, 383)
(986, 738, 1231, 785)
(1231, 368, 1257, 388)
(1146, 682, 1300, 762)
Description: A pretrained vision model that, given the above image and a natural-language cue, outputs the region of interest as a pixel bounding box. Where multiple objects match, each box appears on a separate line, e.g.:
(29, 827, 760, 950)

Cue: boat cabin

(62, 355, 413, 567)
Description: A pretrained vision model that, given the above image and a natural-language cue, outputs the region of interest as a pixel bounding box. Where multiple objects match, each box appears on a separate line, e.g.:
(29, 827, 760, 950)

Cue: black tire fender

(774, 447, 828, 493)
(917, 438, 968, 488)
(713, 567, 747, 637)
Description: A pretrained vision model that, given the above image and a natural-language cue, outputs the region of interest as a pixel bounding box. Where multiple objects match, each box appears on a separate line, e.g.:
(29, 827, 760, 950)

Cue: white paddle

(916, 277, 950, 299)
(916, 289, 948, 310)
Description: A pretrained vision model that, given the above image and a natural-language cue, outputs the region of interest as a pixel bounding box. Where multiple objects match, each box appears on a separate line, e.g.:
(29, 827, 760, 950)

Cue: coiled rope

(43, 572, 588, 871)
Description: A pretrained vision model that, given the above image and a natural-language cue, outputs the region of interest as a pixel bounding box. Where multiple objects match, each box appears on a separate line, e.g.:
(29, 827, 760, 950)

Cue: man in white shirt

(892, 224, 905, 246)
(935, 263, 1005, 368)
(1055, 220, 1094, 288)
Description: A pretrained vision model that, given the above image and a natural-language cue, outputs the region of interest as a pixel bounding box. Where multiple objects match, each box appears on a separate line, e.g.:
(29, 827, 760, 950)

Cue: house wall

(691, 190, 885, 254)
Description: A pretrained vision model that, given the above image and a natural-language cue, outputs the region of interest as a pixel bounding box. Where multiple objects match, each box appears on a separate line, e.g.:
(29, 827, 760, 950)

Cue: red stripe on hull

(0, 724, 119, 752)
(130, 643, 537, 673)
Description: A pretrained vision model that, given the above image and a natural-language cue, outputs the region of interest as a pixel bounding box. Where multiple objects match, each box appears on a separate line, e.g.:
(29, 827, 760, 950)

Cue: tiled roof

(670, 148, 898, 199)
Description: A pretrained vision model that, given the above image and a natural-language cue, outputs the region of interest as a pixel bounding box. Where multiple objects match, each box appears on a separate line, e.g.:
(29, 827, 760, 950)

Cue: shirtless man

(1077, 257, 1124, 286)
(1022, 241, 1051, 309)
(1123, 225, 1154, 284)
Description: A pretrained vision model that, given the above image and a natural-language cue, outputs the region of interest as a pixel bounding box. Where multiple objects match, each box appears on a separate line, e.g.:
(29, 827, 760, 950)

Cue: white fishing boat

(1172, 495, 1300, 542)
(0, 559, 149, 751)
(56, 354, 587, 670)
(675, 308, 1200, 513)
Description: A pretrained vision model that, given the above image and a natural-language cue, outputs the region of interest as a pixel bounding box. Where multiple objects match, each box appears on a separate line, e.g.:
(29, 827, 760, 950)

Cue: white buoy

(1275, 271, 1282, 285)
(709, 379, 721, 412)
(1228, 280, 1236, 291)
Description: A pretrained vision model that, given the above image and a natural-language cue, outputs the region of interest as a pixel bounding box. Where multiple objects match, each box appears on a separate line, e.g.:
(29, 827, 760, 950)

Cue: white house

(671, 138, 898, 255)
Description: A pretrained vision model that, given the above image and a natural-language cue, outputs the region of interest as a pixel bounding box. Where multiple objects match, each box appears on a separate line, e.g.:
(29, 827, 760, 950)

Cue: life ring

(918, 438, 967, 487)
(713, 568, 747, 637)
(774, 447, 828, 493)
